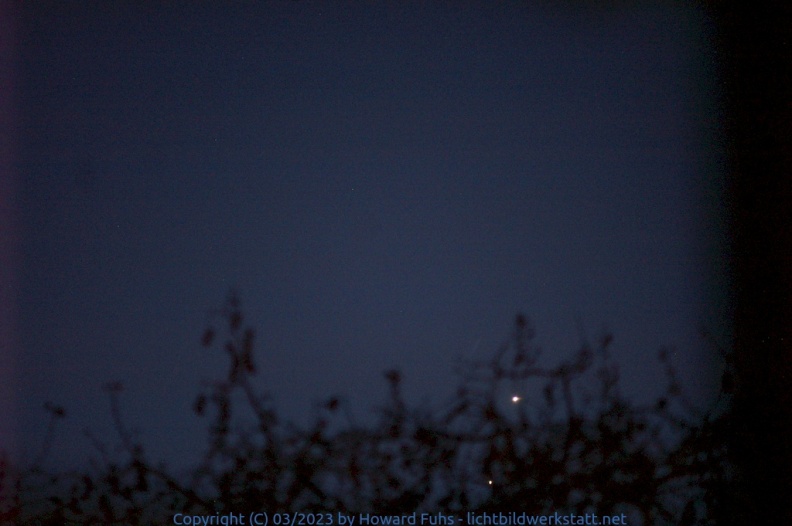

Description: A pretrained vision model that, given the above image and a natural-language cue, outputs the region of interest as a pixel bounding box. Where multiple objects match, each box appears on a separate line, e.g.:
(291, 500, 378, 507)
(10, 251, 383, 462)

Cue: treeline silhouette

(0, 295, 735, 525)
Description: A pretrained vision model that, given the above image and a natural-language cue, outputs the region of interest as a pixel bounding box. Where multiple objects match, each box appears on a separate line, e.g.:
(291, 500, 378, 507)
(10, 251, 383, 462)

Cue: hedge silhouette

(1, 294, 735, 525)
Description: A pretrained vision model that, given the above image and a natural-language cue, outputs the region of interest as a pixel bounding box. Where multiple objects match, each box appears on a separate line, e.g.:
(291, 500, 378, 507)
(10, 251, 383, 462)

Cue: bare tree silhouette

(1, 294, 733, 525)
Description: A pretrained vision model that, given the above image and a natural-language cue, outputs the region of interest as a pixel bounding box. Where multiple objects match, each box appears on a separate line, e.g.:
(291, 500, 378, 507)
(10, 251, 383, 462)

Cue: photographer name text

(173, 511, 628, 526)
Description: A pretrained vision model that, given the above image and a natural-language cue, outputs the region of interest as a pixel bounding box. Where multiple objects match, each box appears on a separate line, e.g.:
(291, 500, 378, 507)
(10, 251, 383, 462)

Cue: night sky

(4, 2, 727, 470)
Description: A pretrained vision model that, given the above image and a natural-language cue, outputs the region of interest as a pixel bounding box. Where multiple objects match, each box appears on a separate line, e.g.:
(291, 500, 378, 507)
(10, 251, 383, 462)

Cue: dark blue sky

(5, 2, 727, 469)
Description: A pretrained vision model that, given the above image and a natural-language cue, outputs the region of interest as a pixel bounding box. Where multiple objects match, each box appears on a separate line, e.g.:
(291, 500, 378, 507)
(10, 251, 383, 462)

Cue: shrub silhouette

(1, 295, 734, 525)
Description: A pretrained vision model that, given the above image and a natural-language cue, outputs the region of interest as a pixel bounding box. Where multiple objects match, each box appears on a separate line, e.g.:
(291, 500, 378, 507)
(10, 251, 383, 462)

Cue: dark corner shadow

(713, 1, 792, 523)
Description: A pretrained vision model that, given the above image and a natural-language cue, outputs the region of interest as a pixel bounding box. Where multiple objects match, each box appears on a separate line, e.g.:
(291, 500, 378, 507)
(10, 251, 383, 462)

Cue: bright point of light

(511, 395, 521, 403)
(488, 480, 493, 485)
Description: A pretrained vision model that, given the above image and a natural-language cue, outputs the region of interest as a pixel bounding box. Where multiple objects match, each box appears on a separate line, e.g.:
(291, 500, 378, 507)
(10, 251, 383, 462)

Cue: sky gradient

(7, 2, 727, 469)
